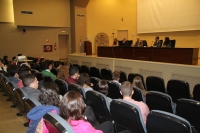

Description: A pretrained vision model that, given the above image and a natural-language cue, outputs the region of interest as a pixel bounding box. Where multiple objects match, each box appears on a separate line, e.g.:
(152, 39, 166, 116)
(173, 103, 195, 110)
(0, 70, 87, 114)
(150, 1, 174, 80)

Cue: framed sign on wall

(43, 45, 53, 52)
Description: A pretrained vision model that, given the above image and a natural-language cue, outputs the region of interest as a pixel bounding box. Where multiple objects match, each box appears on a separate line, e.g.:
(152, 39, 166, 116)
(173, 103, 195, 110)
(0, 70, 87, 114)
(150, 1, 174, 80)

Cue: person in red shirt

(65, 66, 80, 84)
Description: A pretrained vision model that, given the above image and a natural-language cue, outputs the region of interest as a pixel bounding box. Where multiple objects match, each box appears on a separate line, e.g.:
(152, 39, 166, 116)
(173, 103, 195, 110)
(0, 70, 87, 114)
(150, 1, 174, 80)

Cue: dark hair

(59, 91, 86, 120)
(39, 82, 60, 107)
(19, 65, 31, 79)
(22, 73, 36, 87)
(165, 37, 170, 42)
(42, 60, 53, 70)
(54, 61, 62, 68)
(12, 56, 16, 61)
(8, 65, 20, 76)
(69, 66, 79, 76)
(96, 80, 108, 95)
(112, 70, 120, 80)
(120, 81, 132, 97)
(156, 36, 159, 40)
(77, 73, 90, 86)
(3, 56, 8, 60)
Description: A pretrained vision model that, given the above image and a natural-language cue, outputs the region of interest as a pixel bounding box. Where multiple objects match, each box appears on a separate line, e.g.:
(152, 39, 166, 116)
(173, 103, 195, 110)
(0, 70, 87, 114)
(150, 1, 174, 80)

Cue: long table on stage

(97, 46, 199, 65)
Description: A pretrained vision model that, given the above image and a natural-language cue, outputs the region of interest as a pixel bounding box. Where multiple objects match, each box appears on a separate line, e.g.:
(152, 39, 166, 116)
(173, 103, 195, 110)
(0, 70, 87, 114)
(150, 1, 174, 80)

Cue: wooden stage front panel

(97, 46, 199, 65)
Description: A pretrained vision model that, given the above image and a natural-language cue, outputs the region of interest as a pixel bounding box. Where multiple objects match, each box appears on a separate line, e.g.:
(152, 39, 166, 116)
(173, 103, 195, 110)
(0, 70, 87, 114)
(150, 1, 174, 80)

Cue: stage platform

(68, 54, 200, 94)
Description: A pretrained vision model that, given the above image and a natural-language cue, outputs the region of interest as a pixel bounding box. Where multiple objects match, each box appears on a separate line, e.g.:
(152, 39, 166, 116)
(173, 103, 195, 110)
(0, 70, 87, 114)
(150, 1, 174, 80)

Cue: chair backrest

(43, 112, 74, 133)
(141, 40, 148, 47)
(193, 84, 200, 101)
(147, 110, 192, 133)
(86, 90, 113, 124)
(44, 76, 54, 83)
(132, 87, 145, 102)
(146, 91, 174, 113)
(119, 71, 127, 83)
(107, 81, 122, 99)
(110, 99, 147, 133)
(90, 77, 101, 90)
(36, 72, 44, 82)
(89, 67, 102, 79)
(128, 73, 146, 90)
(80, 65, 90, 74)
(176, 99, 200, 132)
(25, 98, 37, 114)
(15, 88, 26, 112)
(0, 70, 9, 77)
(170, 40, 176, 48)
(167, 79, 191, 103)
(6, 82, 18, 104)
(68, 84, 86, 102)
(159, 40, 163, 46)
(146, 76, 166, 93)
(55, 79, 68, 96)
(101, 68, 112, 80)
(72, 64, 81, 71)
(0, 77, 9, 95)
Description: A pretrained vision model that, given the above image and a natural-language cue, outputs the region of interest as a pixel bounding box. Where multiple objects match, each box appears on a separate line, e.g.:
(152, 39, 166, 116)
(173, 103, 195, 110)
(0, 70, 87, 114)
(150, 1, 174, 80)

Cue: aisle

(0, 90, 27, 133)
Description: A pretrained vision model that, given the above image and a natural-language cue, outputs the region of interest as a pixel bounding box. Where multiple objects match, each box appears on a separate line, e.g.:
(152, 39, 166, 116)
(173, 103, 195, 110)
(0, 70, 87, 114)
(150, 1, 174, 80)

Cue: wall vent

(21, 11, 33, 14)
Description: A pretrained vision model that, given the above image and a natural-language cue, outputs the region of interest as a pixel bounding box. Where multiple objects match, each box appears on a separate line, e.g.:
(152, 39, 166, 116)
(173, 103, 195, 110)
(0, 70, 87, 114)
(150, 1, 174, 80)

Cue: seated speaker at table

(119, 38, 132, 47)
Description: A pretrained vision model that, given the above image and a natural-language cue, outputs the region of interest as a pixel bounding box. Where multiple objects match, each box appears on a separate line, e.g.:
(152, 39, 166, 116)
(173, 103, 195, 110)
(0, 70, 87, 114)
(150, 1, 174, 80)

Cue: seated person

(95, 80, 112, 104)
(42, 60, 56, 80)
(0, 58, 7, 71)
(134, 38, 143, 47)
(77, 73, 93, 93)
(22, 73, 41, 101)
(59, 91, 114, 133)
(132, 76, 147, 96)
(65, 66, 80, 85)
(51, 61, 62, 76)
(8, 65, 21, 86)
(120, 81, 149, 125)
(121, 38, 130, 47)
(57, 65, 69, 80)
(27, 82, 60, 133)
(112, 70, 121, 86)
(18, 64, 31, 88)
(153, 36, 161, 47)
(113, 38, 118, 46)
(163, 37, 171, 47)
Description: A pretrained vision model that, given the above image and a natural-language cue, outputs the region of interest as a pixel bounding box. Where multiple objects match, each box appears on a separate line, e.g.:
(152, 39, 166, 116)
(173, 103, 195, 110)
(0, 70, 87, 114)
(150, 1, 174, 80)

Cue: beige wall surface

(86, 0, 200, 57)
(0, 23, 70, 60)
(13, 0, 70, 27)
(0, 0, 14, 22)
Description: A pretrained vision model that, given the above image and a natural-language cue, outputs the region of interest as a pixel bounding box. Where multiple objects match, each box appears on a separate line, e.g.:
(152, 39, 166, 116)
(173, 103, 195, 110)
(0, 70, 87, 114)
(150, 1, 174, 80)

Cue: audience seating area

(0, 61, 200, 133)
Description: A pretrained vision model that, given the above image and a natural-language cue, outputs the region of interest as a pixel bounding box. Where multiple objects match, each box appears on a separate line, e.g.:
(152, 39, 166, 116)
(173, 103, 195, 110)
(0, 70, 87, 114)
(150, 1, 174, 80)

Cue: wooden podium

(84, 41, 92, 55)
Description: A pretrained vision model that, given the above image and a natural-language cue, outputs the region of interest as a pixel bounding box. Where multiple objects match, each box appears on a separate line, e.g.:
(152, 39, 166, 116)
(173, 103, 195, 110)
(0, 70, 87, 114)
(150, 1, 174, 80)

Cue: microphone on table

(151, 41, 154, 47)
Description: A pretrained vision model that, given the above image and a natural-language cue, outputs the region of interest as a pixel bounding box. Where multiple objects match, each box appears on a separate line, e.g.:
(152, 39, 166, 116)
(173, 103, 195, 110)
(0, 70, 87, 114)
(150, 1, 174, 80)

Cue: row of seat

(0, 72, 74, 132)
(87, 90, 200, 133)
(1, 69, 200, 133)
(70, 64, 200, 103)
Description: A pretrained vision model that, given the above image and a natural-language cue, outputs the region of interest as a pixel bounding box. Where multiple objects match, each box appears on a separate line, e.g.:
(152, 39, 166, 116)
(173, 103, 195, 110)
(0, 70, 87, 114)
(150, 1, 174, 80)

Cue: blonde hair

(132, 76, 145, 90)
(57, 66, 69, 80)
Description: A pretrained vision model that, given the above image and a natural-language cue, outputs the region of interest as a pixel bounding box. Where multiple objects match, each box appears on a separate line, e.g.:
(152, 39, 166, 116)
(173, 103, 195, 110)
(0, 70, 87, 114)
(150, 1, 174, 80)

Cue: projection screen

(137, 0, 200, 33)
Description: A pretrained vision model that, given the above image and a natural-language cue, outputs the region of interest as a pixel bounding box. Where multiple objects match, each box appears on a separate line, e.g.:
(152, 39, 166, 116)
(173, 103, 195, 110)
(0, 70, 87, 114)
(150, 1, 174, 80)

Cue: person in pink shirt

(59, 91, 114, 133)
(120, 81, 150, 125)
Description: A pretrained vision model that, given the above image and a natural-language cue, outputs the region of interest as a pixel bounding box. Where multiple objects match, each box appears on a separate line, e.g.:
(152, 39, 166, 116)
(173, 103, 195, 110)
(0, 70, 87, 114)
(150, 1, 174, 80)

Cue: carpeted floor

(0, 90, 27, 133)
